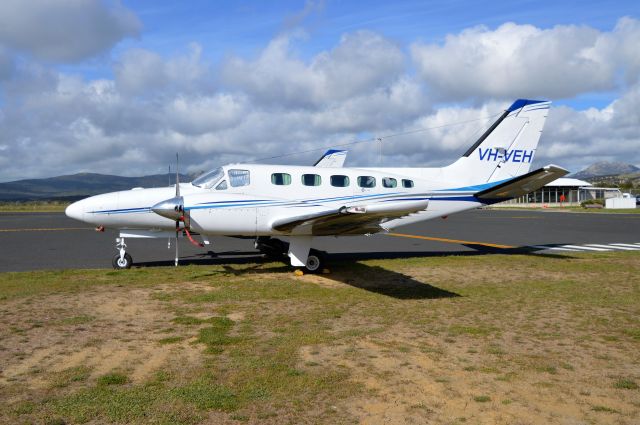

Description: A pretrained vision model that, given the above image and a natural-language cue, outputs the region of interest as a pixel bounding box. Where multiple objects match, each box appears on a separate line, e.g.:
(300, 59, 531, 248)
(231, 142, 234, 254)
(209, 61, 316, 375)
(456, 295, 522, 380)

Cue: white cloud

(114, 43, 212, 95)
(539, 83, 640, 171)
(166, 94, 248, 136)
(0, 0, 141, 62)
(411, 18, 640, 100)
(0, 46, 14, 80)
(222, 31, 404, 108)
(0, 19, 639, 182)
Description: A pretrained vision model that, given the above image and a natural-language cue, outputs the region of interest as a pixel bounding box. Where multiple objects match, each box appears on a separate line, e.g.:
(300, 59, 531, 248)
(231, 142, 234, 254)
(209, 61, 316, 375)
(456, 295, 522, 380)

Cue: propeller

(174, 153, 181, 266)
(152, 153, 203, 266)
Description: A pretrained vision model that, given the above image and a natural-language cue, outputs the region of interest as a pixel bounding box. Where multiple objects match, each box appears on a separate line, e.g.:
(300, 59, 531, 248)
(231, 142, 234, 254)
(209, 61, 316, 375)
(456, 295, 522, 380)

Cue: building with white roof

(499, 177, 622, 206)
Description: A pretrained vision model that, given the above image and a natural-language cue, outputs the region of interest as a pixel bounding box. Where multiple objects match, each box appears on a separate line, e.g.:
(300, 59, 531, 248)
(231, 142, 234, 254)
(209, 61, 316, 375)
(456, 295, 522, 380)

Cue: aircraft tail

(443, 99, 551, 184)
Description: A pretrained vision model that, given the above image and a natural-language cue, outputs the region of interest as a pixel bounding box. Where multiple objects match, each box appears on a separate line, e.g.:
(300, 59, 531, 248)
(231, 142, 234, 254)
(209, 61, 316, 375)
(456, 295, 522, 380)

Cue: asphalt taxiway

(1, 208, 638, 272)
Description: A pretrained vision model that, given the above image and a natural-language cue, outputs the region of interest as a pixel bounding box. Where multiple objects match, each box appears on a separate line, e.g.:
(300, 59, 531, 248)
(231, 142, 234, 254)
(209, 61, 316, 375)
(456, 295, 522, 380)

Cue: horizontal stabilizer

(475, 164, 569, 200)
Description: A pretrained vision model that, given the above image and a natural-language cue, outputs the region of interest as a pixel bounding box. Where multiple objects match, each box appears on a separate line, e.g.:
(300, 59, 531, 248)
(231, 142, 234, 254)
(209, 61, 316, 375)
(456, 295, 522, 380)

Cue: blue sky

(0, 0, 639, 180)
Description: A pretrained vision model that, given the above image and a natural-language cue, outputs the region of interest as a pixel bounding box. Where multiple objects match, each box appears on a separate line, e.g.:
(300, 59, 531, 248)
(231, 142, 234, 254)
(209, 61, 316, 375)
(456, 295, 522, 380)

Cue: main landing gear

(256, 237, 326, 274)
(112, 237, 133, 269)
(303, 249, 325, 273)
(255, 237, 288, 260)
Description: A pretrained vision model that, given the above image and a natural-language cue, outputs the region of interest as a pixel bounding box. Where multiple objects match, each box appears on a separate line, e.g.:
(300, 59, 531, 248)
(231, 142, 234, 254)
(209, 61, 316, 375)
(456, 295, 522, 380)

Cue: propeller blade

(175, 153, 180, 198)
(175, 220, 179, 267)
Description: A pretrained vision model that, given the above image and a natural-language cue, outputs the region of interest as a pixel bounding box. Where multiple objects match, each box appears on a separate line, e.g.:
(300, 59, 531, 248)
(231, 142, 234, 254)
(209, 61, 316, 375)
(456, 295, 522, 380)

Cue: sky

(0, 0, 639, 182)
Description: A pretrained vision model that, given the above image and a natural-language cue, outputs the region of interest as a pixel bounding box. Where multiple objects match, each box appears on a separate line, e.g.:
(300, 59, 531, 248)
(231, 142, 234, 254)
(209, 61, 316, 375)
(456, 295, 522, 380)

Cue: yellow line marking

(386, 232, 515, 249)
(0, 227, 92, 232)
(481, 216, 543, 219)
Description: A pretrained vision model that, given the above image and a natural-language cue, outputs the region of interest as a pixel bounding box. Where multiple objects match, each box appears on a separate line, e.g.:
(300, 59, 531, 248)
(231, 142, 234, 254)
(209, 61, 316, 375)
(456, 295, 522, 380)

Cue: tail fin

(444, 99, 551, 183)
(314, 149, 347, 167)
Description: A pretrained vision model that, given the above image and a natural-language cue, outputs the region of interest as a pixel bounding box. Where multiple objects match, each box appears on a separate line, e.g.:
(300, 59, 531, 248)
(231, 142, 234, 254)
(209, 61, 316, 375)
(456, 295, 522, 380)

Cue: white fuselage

(65, 163, 486, 236)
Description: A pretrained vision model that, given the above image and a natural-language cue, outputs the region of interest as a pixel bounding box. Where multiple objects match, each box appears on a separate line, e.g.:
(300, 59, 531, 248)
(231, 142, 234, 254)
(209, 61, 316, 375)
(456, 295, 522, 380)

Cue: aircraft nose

(65, 199, 85, 221)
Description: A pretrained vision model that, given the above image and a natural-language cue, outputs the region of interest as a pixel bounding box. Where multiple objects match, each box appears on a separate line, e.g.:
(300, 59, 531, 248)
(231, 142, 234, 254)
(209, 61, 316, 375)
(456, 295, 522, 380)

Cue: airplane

(65, 99, 568, 272)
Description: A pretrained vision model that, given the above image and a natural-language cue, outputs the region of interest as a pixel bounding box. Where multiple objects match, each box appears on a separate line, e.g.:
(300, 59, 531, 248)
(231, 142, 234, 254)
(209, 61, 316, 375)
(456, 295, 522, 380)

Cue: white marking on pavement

(561, 245, 611, 251)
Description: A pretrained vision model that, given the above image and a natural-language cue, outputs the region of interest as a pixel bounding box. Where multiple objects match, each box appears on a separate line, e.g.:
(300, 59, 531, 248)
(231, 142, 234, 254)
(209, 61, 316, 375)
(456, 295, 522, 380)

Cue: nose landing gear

(112, 237, 133, 269)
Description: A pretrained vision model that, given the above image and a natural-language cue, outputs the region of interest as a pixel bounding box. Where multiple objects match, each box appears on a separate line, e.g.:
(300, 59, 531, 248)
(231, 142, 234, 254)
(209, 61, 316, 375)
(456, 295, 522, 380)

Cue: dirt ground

(1, 254, 639, 424)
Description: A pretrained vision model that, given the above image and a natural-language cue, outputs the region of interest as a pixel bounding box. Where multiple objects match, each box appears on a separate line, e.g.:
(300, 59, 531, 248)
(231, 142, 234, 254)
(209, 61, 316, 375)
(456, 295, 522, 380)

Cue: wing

(314, 150, 347, 167)
(271, 199, 429, 236)
(476, 164, 569, 200)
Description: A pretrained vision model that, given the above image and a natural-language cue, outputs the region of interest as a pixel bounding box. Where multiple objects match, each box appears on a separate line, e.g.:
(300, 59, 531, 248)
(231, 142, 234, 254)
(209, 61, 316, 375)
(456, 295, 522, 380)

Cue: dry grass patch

(0, 252, 639, 424)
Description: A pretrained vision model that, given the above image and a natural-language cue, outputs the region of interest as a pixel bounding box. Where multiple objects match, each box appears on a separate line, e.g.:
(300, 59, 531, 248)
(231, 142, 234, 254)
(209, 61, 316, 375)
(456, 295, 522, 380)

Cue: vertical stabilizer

(443, 99, 551, 183)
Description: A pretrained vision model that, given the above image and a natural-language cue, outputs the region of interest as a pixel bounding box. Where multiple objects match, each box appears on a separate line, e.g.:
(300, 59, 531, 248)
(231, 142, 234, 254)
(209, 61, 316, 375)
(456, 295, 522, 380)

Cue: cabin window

(382, 177, 397, 188)
(301, 174, 322, 186)
(271, 173, 291, 185)
(357, 176, 376, 188)
(215, 180, 227, 190)
(330, 175, 350, 187)
(229, 169, 250, 187)
(402, 179, 414, 188)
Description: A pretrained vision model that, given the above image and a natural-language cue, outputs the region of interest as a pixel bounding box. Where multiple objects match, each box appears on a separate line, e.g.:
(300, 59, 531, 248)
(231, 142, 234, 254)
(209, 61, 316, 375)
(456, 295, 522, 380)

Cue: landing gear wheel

(304, 250, 324, 274)
(112, 253, 133, 269)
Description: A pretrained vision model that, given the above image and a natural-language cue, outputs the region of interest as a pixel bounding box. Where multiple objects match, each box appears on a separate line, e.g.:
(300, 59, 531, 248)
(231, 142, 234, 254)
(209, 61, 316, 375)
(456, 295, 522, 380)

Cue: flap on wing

(476, 164, 569, 199)
(271, 199, 428, 235)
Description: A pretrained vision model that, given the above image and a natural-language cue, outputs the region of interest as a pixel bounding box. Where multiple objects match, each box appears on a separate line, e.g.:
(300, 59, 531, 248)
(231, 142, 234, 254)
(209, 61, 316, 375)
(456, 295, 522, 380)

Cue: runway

(1, 208, 639, 272)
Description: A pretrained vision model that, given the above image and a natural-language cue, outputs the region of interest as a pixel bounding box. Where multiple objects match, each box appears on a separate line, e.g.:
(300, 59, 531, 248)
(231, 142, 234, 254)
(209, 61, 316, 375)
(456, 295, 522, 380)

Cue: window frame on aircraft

(271, 173, 292, 186)
(228, 169, 250, 187)
(301, 174, 322, 186)
(382, 177, 397, 188)
(357, 176, 376, 188)
(402, 179, 414, 188)
(192, 167, 225, 189)
(215, 180, 227, 190)
(330, 175, 350, 187)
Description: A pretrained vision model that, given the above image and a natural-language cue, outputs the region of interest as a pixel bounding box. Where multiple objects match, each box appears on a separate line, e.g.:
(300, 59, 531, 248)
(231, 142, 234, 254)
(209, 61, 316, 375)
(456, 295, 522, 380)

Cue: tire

(304, 250, 324, 274)
(112, 253, 133, 269)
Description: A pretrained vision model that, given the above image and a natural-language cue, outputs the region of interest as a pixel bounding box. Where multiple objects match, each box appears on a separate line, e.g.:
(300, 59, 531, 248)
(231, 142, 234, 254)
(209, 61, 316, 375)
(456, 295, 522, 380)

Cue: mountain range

(571, 161, 639, 179)
(0, 173, 194, 202)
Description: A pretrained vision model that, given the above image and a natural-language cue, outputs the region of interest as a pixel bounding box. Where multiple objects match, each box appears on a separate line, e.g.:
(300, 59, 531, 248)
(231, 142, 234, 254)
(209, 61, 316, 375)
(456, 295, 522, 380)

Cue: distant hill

(0, 173, 195, 202)
(572, 161, 639, 179)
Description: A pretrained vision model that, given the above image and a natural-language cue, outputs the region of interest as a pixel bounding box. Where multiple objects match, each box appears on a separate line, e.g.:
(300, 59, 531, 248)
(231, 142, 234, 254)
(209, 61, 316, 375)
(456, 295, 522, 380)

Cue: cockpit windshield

(192, 167, 225, 189)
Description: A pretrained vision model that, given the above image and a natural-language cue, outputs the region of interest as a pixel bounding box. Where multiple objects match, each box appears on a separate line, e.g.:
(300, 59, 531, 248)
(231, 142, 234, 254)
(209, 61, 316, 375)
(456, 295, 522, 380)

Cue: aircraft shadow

(136, 252, 460, 300)
(133, 244, 578, 300)
(330, 246, 575, 261)
(323, 262, 460, 300)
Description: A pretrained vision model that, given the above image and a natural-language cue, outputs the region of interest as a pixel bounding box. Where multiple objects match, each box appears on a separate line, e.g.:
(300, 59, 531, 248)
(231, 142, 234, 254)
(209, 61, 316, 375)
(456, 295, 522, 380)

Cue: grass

(0, 201, 70, 212)
(49, 366, 91, 388)
(592, 405, 619, 413)
(614, 378, 639, 390)
(158, 336, 184, 344)
(1, 251, 640, 424)
(97, 373, 128, 386)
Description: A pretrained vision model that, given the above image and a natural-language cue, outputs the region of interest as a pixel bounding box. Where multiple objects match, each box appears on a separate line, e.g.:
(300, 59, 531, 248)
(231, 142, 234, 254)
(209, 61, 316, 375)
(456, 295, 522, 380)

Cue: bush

(580, 199, 604, 208)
